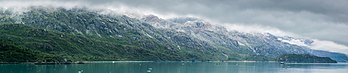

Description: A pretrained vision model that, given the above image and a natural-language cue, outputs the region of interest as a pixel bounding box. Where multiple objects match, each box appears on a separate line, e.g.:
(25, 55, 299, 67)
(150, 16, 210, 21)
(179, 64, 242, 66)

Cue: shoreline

(0, 61, 86, 64)
(1, 60, 345, 64)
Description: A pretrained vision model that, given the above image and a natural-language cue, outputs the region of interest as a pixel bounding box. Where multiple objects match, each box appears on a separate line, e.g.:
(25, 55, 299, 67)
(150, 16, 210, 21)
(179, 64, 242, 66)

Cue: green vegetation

(277, 54, 337, 63)
(0, 42, 37, 62)
(0, 40, 67, 63)
(0, 23, 216, 62)
(0, 23, 273, 62)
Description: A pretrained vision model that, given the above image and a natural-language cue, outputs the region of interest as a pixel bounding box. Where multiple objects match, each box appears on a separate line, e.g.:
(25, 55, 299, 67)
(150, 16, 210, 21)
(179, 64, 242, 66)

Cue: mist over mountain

(0, 6, 348, 61)
(1, 5, 347, 62)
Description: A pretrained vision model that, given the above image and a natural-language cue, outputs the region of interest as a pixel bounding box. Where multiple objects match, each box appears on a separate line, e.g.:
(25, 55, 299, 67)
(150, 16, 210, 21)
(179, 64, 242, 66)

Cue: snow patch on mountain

(277, 37, 311, 47)
(223, 24, 296, 37)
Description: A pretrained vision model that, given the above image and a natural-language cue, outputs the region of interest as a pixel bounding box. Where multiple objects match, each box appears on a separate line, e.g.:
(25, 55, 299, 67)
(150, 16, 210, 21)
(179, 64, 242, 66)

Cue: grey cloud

(102, 0, 348, 45)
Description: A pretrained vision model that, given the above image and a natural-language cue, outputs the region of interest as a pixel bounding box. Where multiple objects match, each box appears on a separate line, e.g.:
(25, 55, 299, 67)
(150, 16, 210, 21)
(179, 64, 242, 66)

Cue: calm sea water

(1, 61, 348, 73)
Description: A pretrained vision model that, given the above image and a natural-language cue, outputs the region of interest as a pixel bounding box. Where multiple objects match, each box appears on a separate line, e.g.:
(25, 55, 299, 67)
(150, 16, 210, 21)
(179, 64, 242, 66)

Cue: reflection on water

(1, 61, 348, 73)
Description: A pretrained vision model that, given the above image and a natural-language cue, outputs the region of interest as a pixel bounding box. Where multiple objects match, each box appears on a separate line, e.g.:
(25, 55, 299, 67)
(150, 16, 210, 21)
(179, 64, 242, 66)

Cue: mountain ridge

(0, 7, 347, 62)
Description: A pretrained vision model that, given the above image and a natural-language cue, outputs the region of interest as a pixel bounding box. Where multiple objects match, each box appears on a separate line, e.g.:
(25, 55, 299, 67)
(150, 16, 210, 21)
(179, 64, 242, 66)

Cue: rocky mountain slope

(0, 7, 347, 62)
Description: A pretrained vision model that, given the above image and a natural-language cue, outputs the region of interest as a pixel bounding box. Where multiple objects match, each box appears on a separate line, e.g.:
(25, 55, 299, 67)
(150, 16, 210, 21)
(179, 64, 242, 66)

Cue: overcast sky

(104, 0, 348, 45)
(105, 0, 348, 45)
(1, 0, 348, 54)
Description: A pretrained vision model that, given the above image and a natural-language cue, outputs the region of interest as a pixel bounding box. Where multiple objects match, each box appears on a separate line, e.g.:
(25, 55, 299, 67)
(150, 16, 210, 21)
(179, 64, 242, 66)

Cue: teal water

(1, 61, 348, 73)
